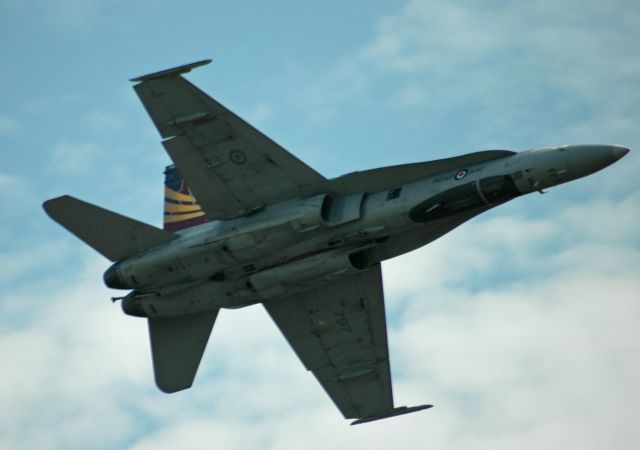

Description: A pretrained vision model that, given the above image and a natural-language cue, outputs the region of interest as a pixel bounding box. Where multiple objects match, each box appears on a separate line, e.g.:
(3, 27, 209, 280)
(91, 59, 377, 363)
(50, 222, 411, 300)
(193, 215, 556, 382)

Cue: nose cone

(565, 144, 630, 180)
(612, 145, 630, 161)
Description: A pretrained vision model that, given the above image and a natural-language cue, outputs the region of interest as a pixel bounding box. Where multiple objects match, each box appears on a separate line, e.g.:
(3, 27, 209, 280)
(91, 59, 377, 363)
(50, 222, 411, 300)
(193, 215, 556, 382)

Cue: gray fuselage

(106, 144, 628, 318)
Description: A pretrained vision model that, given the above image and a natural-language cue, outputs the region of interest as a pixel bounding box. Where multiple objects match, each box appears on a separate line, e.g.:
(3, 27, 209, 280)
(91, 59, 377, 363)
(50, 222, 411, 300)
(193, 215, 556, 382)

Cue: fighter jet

(43, 60, 630, 425)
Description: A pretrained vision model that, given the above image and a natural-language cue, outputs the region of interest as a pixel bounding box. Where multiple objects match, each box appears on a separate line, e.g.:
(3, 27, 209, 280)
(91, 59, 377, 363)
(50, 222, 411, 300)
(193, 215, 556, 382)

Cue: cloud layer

(3, 190, 637, 450)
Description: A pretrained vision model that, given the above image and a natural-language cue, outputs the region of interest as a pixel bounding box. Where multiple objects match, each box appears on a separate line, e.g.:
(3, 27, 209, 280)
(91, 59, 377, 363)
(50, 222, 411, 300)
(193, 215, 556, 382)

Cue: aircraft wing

(265, 264, 428, 423)
(131, 60, 326, 220)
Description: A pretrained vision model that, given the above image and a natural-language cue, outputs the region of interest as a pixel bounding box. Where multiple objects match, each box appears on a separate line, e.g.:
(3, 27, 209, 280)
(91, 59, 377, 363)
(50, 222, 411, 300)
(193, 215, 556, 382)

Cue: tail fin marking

(163, 165, 209, 231)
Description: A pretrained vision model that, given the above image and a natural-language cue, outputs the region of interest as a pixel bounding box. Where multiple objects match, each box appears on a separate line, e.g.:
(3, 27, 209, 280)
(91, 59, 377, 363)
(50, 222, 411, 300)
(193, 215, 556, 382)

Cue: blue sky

(1, 1, 639, 449)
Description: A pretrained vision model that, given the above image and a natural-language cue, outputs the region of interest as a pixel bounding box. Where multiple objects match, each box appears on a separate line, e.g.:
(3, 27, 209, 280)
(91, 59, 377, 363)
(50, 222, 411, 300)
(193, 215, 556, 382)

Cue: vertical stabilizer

(163, 165, 209, 231)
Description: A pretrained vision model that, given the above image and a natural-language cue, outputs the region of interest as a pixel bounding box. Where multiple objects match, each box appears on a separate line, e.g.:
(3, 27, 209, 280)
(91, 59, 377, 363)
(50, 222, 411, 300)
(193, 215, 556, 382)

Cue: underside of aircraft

(43, 60, 629, 425)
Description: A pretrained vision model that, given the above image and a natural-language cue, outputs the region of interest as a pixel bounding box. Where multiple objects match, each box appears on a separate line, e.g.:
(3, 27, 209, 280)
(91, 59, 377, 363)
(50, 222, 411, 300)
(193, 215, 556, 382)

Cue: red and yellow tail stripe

(163, 166, 209, 231)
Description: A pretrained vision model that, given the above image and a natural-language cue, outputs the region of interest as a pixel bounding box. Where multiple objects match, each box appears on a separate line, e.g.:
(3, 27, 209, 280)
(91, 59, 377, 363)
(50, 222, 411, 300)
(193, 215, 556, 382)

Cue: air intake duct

(410, 176, 521, 223)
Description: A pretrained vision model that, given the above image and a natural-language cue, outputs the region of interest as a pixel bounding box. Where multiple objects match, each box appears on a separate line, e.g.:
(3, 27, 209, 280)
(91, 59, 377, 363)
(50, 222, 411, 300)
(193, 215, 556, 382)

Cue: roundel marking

(455, 169, 468, 180)
(229, 149, 247, 165)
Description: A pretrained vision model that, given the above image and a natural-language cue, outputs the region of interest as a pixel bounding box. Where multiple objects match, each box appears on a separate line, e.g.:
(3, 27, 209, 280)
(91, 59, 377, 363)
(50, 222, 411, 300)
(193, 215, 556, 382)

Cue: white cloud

(3, 182, 637, 450)
(380, 190, 640, 449)
(0, 171, 30, 194)
(86, 110, 125, 133)
(30, 0, 104, 28)
(362, 1, 640, 94)
(0, 115, 22, 136)
(299, 60, 371, 121)
(51, 140, 104, 174)
(0, 242, 69, 285)
(362, 2, 509, 75)
(391, 270, 640, 450)
(243, 103, 274, 125)
(393, 84, 428, 109)
(0, 256, 150, 450)
(304, 60, 370, 106)
(298, 0, 640, 147)
(0, 171, 38, 242)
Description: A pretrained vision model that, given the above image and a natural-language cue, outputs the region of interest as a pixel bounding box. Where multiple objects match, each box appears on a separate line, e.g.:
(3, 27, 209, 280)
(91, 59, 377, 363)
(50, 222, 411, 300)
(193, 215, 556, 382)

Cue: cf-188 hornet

(44, 60, 629, 425)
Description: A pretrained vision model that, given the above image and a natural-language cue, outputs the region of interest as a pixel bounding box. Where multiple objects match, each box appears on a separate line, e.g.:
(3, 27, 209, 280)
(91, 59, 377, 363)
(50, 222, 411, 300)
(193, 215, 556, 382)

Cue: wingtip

(42, 195, 71, 216)
(350, 404, 433, 425)
(130, 59, 213, 82)
(155, 377, 193, 394)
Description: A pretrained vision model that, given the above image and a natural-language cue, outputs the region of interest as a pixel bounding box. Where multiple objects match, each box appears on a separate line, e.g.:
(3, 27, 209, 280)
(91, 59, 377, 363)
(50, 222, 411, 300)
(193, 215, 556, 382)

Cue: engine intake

(288, 194, 332, 232)
(410, 176, 521, 223)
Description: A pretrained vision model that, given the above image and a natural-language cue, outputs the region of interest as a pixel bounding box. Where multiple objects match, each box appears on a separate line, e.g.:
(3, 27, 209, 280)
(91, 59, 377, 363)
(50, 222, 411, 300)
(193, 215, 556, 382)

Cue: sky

(1, 0, 639, 449)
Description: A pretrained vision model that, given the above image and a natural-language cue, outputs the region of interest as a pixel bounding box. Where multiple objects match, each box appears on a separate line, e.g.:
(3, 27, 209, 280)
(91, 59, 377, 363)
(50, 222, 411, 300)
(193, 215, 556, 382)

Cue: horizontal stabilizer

(149, 311, 218, 393)
(350, 404, 433, 425)
(43, 195, 177, 261)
